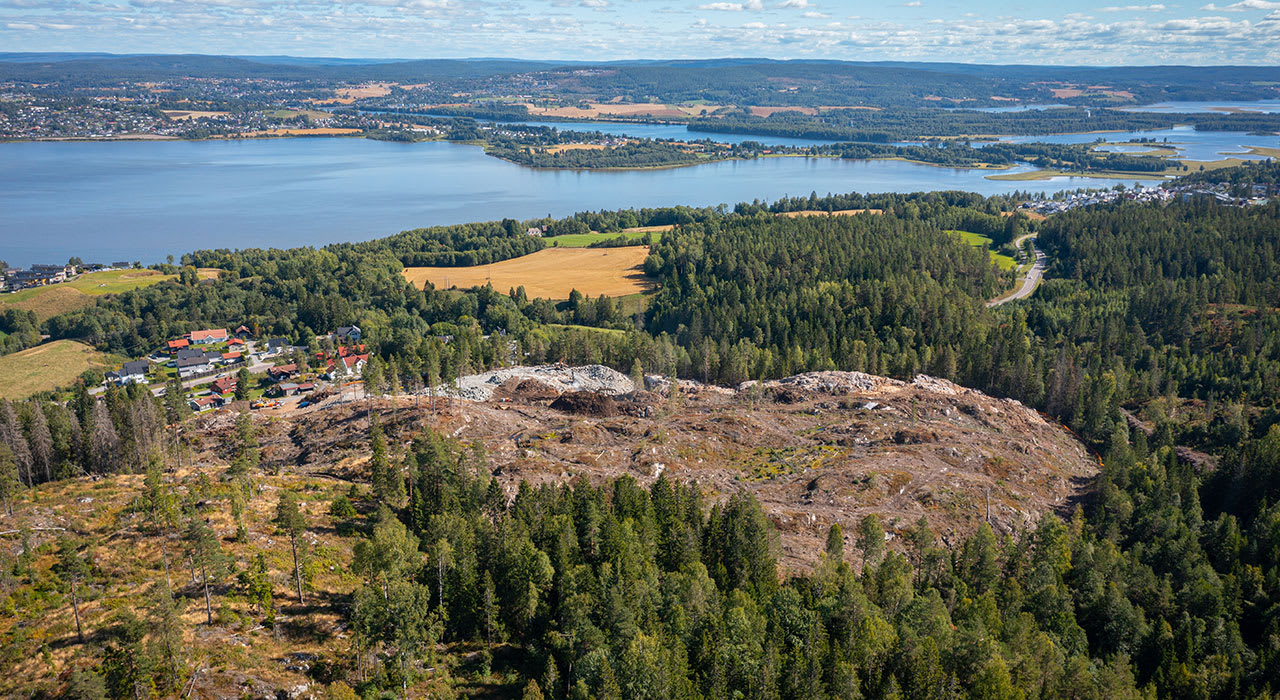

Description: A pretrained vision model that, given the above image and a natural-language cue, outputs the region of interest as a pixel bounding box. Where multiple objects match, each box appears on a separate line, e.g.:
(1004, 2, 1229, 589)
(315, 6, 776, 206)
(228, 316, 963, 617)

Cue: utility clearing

(402, 246, 653, 299)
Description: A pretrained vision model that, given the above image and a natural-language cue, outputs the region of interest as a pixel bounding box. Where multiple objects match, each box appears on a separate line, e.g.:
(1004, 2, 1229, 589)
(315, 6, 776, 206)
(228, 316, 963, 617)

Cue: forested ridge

(688, 108, 1280, 142)
(5, 169, 1280, 697)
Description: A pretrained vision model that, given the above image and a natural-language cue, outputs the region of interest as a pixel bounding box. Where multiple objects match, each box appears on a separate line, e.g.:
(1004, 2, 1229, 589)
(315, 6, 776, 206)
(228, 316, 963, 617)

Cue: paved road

(987, 234, 1045, 307)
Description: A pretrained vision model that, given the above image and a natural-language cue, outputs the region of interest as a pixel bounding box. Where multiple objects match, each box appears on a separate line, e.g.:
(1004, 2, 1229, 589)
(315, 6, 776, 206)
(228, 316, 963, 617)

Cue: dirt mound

(550, 391, 619, 417)
(241, 365, 1098, 574)
(495, 377, 563, 401)
(452, 364, 636, 401)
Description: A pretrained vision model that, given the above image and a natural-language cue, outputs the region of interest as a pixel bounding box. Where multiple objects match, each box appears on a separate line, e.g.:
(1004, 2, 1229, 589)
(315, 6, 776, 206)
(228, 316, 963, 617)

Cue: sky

(2, 0, 1280, 65)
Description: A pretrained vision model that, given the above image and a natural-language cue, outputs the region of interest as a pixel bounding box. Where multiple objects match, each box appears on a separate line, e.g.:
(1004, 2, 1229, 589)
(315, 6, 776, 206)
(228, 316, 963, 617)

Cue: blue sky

(3, 0, 1279, 65)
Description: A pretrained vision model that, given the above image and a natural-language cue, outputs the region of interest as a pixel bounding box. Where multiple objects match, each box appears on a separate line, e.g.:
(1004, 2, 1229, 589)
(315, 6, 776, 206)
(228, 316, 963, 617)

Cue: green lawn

(2, 269, 175, 304)
(545, 323, 628, 335)
(947, 230, 1019, 271)
(544, 230, 664, 248)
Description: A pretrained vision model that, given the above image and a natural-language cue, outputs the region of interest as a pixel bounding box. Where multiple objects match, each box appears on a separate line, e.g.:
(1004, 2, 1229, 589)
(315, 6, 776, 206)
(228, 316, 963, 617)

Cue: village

(99, 324, 370, 413)
(1021, 180, 1277, 216)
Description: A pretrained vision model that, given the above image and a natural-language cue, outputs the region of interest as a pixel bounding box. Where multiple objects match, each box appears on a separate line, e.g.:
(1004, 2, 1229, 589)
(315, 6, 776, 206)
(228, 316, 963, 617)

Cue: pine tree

(369, 419, 405, 507)
(89, 400, 120, 474)
(274, 490, 308, 604)
(54, 537, 91, 643)
(24, 400, 53, 483)
(0, 400, 33, 487)
(185, 513, 226, 624)
(0, 444, 20, 516)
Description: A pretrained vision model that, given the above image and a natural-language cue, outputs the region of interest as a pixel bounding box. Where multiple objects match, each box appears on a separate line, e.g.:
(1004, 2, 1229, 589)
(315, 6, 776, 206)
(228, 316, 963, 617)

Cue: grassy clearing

(544, 228, 666, 248)
(0, 269, 179, 321)
(0, 340, 114, 399)
(948, 230, 1018, 271)
(545, 323, 628, 335)
(403, 246, 653, 300)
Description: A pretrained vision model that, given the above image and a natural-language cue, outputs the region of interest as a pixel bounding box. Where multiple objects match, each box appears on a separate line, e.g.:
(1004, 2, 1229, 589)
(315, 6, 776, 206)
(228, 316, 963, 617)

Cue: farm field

(948, 230, 1019, 271)
(402, 246, 653, 299)
(0, 340, 114, 399)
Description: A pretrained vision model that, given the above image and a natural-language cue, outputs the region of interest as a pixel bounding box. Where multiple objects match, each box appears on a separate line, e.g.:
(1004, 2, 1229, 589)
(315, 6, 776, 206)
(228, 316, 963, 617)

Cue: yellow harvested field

(313, 82, 396, 104)
(402, 246, 653, 300)
(527, 102, 691, 119)
(0, 285, 94, 321)
(778, 209, 884, 218)
(749, 105, 818, 117)
(623, 224, 676, 233)
(544, 143, 608, 154)
(242, 128, 363, 137)
(162, 109, 229, 120)
(0, 340, 111, 400)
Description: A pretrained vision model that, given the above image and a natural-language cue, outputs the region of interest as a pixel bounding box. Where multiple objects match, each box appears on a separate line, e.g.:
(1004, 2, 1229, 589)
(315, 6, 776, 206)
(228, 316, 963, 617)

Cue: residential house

(227, 338, 245, 348)
(221, 351, 244, 364)
(270, 381, 317, 398)
(190, 328, 229, 344)
(188, 395, 224, 411)
(210, 376, 238, 395)
(106, 360, 149, 385)
(264, 338, 290, 355)
(234, 325, 254, 340)
(267, 363, 299, 382)
(334, 325, 362, 343)
(177, 355, 213, 378)
(167, 338, 190, 352)
(340, 353, 369, 377)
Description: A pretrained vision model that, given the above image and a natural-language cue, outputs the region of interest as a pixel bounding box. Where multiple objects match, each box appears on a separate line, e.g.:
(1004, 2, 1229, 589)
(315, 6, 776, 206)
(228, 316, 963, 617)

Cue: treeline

(0, 309, 42, 355)
(828, 141, 1178, 173)
(0, 383, 170, 497)
(487, 140, 710, 169)
(689, 107, 1280, 142)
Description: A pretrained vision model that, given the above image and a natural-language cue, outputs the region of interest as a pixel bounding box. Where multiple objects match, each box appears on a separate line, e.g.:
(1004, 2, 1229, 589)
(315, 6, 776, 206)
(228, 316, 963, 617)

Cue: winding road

(987, 233, 1045, 307)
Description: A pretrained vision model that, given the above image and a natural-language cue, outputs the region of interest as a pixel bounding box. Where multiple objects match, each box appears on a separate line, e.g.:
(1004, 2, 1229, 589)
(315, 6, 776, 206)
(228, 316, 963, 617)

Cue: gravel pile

(448, 364, 636, 402)
(771, 371, 901, 394)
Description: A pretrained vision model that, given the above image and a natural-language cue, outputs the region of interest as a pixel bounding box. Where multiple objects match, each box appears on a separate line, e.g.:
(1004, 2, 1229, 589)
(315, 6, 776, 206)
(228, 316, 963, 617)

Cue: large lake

(0, 131, 1249, 266)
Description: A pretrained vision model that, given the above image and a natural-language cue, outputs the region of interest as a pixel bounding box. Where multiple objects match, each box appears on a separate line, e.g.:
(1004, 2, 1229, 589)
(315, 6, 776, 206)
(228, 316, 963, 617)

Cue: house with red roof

(190, 328, 229, 344)
(210, 376, 237, 395)
(167, 338, 189, 352)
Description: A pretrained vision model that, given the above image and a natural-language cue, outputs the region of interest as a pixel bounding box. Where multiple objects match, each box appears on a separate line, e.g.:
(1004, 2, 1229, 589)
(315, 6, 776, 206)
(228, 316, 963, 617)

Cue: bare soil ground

(236, 369, 1098, 573)
(402, 246, 653, 299)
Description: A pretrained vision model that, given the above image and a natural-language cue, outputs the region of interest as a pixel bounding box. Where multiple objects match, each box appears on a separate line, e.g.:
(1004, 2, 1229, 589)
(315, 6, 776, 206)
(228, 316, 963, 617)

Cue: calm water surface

(0, 136, 1180, 266)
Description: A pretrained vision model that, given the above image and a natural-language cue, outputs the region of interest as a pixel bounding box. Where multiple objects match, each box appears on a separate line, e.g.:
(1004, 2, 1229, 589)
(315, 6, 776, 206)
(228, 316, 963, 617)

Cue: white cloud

(1100, 4, 1167, 10)
(802, 10, 829, 17)
(902, 1, 922, 6)
(778, 0, 810, 7)
(1201, 0, 1280, 9)
(699, 0, 762, 9)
